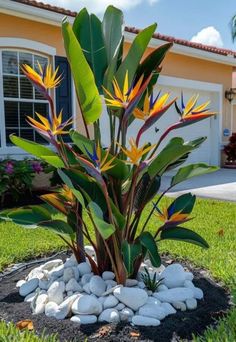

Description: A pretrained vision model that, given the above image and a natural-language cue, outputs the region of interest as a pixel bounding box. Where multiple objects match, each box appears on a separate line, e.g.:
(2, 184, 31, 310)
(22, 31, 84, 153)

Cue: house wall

(0, 12, 234, 153)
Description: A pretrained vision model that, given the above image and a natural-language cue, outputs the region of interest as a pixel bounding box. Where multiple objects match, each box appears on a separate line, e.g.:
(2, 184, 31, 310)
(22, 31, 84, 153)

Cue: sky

(37, 0, 236, 50)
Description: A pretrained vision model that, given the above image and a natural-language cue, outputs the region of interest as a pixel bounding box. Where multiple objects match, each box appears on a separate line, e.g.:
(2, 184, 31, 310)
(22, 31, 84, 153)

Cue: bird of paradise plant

(1, 5, 219, 284)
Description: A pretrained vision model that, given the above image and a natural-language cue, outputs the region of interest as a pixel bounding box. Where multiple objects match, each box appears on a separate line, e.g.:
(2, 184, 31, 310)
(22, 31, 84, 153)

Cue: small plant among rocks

(141, 267, 163, 292)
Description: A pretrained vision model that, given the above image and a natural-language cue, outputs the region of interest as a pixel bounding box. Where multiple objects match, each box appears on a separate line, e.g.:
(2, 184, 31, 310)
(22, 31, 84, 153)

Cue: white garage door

(100, 76, 221, 166)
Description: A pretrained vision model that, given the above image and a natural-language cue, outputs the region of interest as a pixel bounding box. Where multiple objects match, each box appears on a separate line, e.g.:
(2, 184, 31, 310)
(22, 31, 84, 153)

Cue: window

(1, 50, 50, 146)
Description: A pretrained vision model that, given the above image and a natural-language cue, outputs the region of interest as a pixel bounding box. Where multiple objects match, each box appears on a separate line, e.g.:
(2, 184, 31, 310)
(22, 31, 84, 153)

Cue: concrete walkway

(161, 169, 236, 202)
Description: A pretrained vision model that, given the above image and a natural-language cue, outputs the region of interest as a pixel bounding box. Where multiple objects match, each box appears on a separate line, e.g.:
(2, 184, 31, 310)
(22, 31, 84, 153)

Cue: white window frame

(0, 38, 56, 158)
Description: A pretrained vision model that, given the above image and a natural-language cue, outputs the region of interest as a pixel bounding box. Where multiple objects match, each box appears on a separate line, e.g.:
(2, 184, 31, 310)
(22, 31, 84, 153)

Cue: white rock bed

(17, 247, 204, 327)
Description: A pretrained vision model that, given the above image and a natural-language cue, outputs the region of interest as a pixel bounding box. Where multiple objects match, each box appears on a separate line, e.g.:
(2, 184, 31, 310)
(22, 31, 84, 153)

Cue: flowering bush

(224, 133, 236, 164)
(0, 6, 218, 283)
(0, 159, 44, 204)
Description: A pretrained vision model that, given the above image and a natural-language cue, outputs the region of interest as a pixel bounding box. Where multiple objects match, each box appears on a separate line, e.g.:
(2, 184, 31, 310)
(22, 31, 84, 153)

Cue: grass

(0, 196, 236, 341)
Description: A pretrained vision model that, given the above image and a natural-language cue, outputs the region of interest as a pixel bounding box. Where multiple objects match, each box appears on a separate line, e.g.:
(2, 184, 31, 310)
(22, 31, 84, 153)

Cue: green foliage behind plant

(0, 5, 219, 284)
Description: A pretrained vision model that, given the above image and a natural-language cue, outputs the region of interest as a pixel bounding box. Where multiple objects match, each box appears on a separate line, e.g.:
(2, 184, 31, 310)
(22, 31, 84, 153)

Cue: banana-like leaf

(10, 135, 64, 168)
(160, 226, 209, 249)
(73, 8, 107, 92)
(134, 173, 161, 211)
(70, 130, 130, 180)
(167, 193, 196, 216)
(115, 23, 157, 87)
(102, 5, 124, 64)
(39, 220, 75, 238)
(171, 163, 218, 187)
(121, 241, 142, 276)
(139, 231, 161, 267)
(148, 137, 205, 179)
(7, 206, 51, 228)
(88, 202, 115, 239)
(110, 200, 125, 230)
(136, 42, 172, 80)
(62, 18, 102, 124)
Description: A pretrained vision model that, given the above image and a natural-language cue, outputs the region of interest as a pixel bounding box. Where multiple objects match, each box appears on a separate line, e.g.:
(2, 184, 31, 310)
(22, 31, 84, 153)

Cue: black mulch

(0, 253, 232, 342)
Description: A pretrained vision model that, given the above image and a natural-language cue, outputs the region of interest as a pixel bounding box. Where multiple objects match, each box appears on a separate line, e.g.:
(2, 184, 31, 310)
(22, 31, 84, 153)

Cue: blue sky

(39, 0, 236, 50)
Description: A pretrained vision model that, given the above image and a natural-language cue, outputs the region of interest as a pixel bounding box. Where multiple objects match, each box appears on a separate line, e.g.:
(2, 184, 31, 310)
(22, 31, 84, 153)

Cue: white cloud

(37, 0, 159, 13)
(191, 26, 223, 47)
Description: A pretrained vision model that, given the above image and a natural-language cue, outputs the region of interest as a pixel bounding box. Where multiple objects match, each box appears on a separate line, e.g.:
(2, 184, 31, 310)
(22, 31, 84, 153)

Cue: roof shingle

(11, 0, 236, 58)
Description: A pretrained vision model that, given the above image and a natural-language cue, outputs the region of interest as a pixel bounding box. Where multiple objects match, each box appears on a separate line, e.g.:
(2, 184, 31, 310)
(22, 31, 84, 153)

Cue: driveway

(160, 169, 236, 202)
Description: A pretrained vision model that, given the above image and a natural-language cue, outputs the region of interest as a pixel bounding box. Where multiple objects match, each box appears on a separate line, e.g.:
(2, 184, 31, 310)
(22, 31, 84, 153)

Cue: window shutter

(55, 56, 72, 141)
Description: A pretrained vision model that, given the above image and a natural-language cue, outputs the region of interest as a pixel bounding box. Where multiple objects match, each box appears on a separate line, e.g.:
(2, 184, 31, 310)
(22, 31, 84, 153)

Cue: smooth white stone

(45, 302, 59, 317)
(67, 291, 73, 297)
(81, 273, 93, 286)
(55, 294, 79, 320)
(114, 303, 125, 311)
(48, 265, 64, 279)
(19, 278, 39, 297)
(47, 281, 65, 305)
(160, 264, 186, 288)
(24, 292, 36, 303)
(157, 285, 168, 292)
(138, 281, 146, 289)
(120, 308, 134, 322)
(103, 295, 119, 309)
(193, 287, 204, 300)
(64, 254, 78, 268)
(83, 283, 91, 294)
(125, 279, 138, 287)
(184, 280, 195, 289)
(185, 272, 194, 281)
(186, 298, 197, 310)
(16, 280, 26, 288)
(63, 268, 74, 283)
(41, 260, 63, 272)
(89, 276, 106, 297)
(138, 304, 166, 320)
(33, 294, 49, 315)
(106, 284, 113, 292)
(102, 284, 121, 297)
(72, 295, 102, 315)
(113, 287, 148, 311)
(66, 278, 82, 292)
(27, 268, 45, 281)
(172, 301, 186, 311)
(102, 271, 115, 281)
(78, 262, 91, 276)
(84, 245, 95, 257)
(71, 315, 97, 324)
(132, 315, 160, 326)
(98, 296, 106, 304)
(98, 309, 120, 323)
(161, 302, 176, 315)
(105, 280, 117, 287)
(72, 266, 80, 281)
(146, 297, 161, 305)
(153, 288, 194, 303)
(39, 278, 53, 290)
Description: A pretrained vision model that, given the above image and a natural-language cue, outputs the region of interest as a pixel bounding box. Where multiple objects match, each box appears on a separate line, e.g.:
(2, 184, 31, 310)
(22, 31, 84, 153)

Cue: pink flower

(5, 161, 14, 174)
(32, 161, 43, 174)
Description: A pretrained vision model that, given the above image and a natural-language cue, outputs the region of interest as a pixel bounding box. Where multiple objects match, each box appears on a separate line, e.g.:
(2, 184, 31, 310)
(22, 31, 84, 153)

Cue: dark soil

(0, 189, 51, 210)
(0, 253, 232, 342)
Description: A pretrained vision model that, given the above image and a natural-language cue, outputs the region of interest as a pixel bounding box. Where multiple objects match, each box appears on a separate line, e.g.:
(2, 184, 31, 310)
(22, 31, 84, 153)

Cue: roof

(10, 0, 236, 58)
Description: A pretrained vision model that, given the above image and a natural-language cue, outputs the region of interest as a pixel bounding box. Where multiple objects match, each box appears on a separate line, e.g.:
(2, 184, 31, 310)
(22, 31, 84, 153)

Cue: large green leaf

(167, 193, 196, 216)
(136, 42, 172, 80)
(73, 8, 107, 92)
(110, 200, 125, 230)
(39, 220, 75, 238)
(62, 18, 102, 124)
(171, 163, 218, 187)
(57, 169, 85, 207)
(8, 206, 51, 228)
(115, 23, 157, 87)
(70, 130, 130, 180)
(134, 173, 161, 211)
(121, 241, 142, 276)
(88, 202, 115, 239)
(10, 135, 64, 168)
(102, 5, 123, 64)
(139, 231, 161, 267)
(160, 226, 209, 249)
(148, 137, 203, 179)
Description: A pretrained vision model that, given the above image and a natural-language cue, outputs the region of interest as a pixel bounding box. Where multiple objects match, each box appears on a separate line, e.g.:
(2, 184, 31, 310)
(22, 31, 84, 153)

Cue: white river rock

(71, 315, 97, 324)
(113, 287, 148, 311)
(47, 281, 65, 305)
(78, 262, 91, 276)
(19, 278, 39, 297)
(132, 315, 160, 326)
(103, 295, 119, 309)
(72, 295, 102, 315)
(98, 309, 120, 323)
(153, 288, 194, 303)
(89, 276, 106, 297)
(102, 271, 115, 281)
(138, 304, 166, 320)
(160, 264, 186, 288)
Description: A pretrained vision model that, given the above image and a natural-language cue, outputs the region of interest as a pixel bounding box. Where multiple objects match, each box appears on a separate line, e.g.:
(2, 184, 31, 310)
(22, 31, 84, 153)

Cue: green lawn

(0, 196, 236, 341)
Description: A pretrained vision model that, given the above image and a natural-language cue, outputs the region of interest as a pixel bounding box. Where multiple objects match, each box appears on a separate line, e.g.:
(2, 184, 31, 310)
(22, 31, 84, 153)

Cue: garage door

(100, 77, 221, 166)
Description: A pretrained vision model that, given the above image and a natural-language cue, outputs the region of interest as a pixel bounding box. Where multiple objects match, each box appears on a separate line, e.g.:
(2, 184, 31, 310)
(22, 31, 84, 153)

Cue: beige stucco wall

(0, 12, 234, 147)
